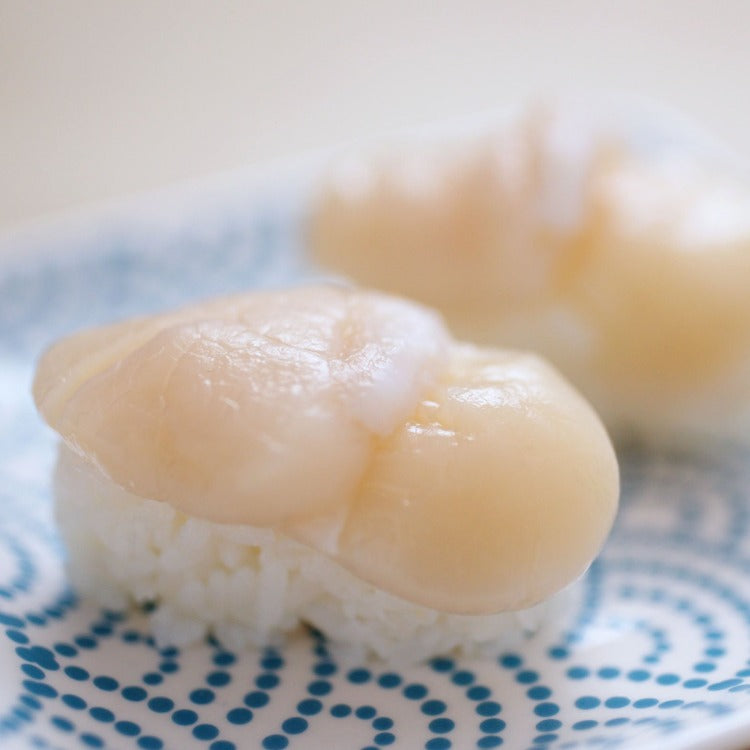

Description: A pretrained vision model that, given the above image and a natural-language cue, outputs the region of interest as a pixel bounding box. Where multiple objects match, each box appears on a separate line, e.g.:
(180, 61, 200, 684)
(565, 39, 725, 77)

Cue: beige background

(2, 0, 750, 232)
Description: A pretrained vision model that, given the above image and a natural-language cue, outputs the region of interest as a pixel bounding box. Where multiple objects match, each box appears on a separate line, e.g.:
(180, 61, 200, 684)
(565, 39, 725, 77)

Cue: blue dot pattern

(3, 190, 750, 748)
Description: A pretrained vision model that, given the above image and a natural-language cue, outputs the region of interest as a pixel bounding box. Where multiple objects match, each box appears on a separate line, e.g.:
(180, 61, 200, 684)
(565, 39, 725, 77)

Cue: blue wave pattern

(2, 205, 750, 749)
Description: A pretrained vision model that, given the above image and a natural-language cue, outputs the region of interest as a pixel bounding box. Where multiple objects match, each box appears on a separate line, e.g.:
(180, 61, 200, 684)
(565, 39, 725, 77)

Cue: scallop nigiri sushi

(310, 102, 750, 444)
(33, 285, 618, 661)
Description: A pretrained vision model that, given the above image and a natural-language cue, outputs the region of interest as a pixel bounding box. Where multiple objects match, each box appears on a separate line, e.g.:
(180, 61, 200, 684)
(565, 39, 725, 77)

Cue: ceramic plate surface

(2, 174, 750, 750)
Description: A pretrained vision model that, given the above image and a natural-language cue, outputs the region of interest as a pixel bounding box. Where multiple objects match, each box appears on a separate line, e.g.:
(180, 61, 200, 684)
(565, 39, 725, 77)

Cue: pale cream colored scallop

(576, 159, 750, 394)
(310, 114, 581, 316)
(310, 106, 750, 439)
(315, 346, 618, 613)
(34, 286, 449, 526)
(34, 286, 618, 614)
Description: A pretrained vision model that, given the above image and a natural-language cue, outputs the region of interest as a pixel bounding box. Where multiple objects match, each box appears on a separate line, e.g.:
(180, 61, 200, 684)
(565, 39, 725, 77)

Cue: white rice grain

(55, 444, 573, 663)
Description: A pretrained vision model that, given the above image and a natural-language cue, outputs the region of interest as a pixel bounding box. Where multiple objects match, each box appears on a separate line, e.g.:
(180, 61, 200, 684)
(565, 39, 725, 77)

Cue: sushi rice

(56, 444, 571, 663)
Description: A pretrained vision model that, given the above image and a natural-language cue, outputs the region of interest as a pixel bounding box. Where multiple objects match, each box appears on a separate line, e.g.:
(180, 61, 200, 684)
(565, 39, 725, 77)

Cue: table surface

(2, 0, 750, 238)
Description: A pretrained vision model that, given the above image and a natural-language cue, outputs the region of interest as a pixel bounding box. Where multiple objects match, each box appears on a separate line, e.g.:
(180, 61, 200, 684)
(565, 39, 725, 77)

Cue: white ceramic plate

(2, 166, 750, 750)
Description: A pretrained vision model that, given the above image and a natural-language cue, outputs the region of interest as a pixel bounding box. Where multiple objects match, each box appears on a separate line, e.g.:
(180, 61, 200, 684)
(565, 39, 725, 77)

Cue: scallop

(310, 102, 750, 442)
(34, 285, 618, 614)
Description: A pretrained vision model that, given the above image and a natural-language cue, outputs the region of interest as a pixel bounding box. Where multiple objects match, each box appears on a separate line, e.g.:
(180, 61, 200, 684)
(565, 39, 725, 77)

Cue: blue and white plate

(2, 167, 750, 750)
